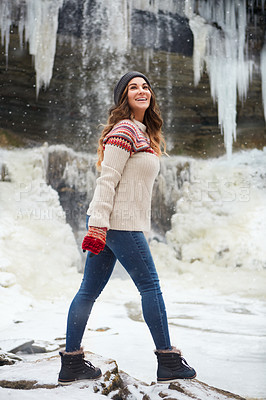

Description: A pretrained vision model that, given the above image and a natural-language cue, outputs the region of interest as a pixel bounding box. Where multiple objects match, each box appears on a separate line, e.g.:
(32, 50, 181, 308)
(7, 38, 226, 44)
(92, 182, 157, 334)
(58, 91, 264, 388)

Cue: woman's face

(127, 77, 151, 120)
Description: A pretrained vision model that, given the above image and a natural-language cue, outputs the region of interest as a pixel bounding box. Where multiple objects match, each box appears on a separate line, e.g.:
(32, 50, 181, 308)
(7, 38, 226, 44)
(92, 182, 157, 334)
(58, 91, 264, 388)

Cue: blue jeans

(65, 216, 172, 352)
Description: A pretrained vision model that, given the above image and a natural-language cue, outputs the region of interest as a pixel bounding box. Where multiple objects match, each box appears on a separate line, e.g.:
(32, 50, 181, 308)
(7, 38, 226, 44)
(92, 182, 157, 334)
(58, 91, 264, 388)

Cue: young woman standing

(58, 71, 196, 385)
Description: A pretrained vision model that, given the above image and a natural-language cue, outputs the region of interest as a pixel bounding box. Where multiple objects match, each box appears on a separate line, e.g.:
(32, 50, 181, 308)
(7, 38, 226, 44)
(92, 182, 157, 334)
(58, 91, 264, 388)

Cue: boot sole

(58, 373, 102, 386)
(157, 372, 197, 384)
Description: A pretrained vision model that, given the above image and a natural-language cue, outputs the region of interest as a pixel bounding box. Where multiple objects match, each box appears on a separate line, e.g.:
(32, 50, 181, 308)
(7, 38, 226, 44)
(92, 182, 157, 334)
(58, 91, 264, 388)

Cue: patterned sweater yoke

(103, 119, 156, 155)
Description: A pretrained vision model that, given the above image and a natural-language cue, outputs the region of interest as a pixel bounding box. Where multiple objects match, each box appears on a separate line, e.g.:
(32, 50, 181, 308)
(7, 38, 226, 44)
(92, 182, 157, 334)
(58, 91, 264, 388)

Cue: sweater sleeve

(88, 143, 131, 229)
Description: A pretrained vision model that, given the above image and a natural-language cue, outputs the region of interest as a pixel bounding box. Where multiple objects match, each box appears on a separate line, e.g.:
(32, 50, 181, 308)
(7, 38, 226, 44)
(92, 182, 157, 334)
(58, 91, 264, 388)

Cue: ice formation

(1, 144, 266, 398)
(164, 148, 266, 275)
(0, 0, 63, 96)
(261, 44, 266, 120)
(0, 146, 81, 299)
(185, 0, 260, 158)
(0, 0, 265, 153)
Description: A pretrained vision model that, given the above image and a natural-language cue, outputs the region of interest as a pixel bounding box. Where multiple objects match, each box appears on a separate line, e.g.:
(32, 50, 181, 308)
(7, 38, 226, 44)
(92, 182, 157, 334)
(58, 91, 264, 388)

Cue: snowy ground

(0, 272, 266, 399)
(0, 345, 247, 400)
(1, 146, 266, 399)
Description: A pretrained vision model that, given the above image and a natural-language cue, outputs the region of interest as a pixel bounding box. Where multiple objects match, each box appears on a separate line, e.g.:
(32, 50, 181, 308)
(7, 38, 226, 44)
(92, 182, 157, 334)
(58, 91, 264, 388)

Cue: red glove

(82, 226, 107, 255)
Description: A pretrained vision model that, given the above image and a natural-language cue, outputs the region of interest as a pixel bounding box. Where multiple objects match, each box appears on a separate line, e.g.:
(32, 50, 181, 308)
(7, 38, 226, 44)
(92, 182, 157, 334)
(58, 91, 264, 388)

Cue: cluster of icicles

(0, 0, 265, 156)
(185, 0, 266, 157)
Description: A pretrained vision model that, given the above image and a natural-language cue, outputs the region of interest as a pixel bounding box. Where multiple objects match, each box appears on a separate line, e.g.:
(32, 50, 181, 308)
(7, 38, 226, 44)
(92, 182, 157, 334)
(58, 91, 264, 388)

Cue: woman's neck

(133, 118, 147, 133)
(132, 110, 145, 123)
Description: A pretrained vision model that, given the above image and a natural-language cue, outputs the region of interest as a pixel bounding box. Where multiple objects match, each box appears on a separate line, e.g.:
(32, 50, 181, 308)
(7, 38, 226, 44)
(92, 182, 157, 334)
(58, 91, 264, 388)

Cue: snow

(0, 0, 265, 396)
(1, 146, 266, 399)
(0, 283, 265, 399)
(0, 387, 108, 400)
(165, 149, 266, 276)
(0, 145, 266, 399)
(0, 146, 81, 300)
(0, 350, 247, 400)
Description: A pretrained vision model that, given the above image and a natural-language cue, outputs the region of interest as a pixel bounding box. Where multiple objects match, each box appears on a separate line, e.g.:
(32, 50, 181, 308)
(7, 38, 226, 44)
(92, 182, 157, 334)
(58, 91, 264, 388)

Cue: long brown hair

(96, 85, 166, 169)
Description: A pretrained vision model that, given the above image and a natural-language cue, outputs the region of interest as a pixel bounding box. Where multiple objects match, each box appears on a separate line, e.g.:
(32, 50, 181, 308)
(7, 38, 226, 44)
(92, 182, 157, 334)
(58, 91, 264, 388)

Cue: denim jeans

(65, 216, 172, 352)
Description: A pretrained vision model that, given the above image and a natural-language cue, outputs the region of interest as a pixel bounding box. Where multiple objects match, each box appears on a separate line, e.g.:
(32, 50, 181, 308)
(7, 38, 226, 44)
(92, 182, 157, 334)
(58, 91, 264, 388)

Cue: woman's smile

(127, 77, 151, 121)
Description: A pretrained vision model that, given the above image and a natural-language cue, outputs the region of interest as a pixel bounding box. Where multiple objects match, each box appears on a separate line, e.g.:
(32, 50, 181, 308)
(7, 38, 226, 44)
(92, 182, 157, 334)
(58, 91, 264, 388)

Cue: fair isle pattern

(105, 136, 132, 153)
(103, 119, 157, 156)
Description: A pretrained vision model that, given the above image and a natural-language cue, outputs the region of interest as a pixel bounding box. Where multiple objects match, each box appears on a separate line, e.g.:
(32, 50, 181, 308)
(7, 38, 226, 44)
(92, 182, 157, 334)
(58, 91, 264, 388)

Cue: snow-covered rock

(0, 351, 245, 400)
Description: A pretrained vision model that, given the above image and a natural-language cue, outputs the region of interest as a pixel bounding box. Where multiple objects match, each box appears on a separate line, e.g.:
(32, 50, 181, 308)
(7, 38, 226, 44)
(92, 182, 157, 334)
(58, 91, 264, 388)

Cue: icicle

(24, 0, 63, 97)
(0, 0, 18, 67)
(0, 0, 63, 97)
(186, 0, 255, 159)
(189, 14, 209, 86)
(261, 44, 266, 121)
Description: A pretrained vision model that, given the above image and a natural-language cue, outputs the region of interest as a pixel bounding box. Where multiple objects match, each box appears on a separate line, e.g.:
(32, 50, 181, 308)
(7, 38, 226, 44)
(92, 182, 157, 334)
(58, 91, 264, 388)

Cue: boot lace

(180, 356, 193, 370)
(83, 359, 96, 370)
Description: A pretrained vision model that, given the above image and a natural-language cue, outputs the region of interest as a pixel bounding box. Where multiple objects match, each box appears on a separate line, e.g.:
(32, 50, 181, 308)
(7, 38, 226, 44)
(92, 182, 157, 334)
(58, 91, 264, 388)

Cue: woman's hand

(82, 226, 107, 255)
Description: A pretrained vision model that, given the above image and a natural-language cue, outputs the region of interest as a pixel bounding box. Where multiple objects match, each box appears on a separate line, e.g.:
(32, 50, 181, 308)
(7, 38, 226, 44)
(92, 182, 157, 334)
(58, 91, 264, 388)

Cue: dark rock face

(131, 9, 193, 55)
(46, 147, 96, 233)
(0, 1, 265, 158)
(57, 0, 193, 56)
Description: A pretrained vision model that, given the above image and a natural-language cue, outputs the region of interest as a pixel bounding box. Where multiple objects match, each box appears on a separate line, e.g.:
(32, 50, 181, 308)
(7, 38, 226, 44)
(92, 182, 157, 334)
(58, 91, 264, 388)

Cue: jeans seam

(129, 231, 170, 349)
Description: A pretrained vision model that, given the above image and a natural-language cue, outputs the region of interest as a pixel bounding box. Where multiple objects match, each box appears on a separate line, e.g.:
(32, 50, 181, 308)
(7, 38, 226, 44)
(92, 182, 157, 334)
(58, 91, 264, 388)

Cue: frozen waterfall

(0, 0, 265, 155)
(1, 144, 266, 295)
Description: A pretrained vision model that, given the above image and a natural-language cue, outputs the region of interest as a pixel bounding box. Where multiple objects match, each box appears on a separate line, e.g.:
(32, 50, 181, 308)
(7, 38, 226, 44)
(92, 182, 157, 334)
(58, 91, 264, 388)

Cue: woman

(58, 71, 196, 385)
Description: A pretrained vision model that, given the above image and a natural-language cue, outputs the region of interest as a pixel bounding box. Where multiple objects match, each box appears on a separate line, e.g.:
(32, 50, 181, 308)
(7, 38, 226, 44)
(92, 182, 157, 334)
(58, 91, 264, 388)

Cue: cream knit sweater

(87, 119, 160, 232)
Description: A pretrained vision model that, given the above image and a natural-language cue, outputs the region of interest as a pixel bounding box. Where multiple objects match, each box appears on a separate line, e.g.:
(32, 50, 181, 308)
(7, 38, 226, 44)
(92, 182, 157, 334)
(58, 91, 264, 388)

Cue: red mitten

(82, 226, 107, 255)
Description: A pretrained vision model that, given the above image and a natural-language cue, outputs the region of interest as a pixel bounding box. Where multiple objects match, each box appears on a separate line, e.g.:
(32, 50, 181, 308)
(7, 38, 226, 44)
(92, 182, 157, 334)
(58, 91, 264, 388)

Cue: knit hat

(114, 71, 151, 105)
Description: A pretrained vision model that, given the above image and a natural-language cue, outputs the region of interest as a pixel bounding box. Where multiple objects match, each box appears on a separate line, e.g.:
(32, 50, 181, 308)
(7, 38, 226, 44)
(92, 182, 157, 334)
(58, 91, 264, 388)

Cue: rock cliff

(0, 1, 265, 158)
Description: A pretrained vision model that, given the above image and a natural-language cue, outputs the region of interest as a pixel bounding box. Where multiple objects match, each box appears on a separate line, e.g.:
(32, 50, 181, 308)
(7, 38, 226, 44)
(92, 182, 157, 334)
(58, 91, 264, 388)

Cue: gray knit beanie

(114, 71, 151, 105)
